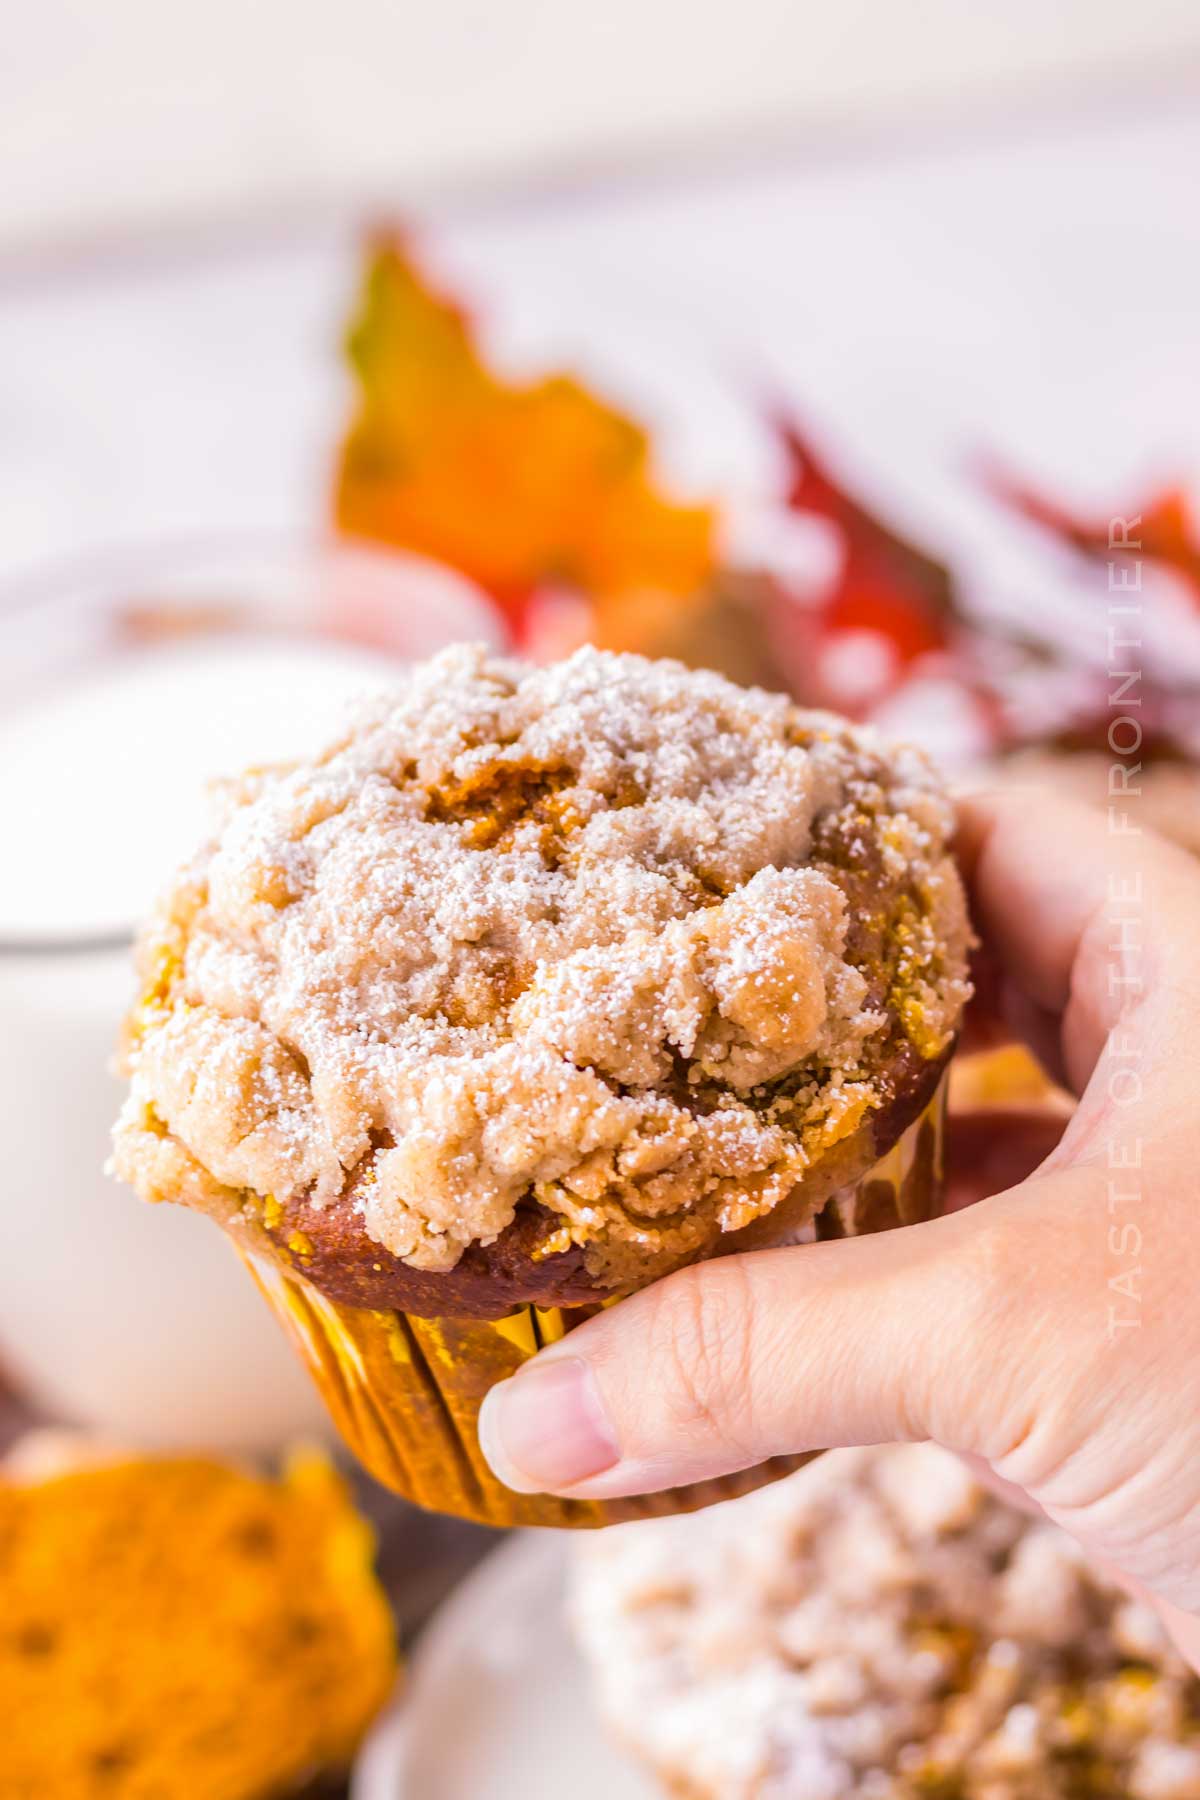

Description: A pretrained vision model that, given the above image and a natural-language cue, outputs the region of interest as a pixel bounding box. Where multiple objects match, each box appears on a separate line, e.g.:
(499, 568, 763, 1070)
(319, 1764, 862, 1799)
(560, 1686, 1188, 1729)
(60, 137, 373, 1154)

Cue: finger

(1152, 1595, 1200, 1676)
(956, 790, 1200, 1099)
(478, 1203, 1015, 1499)
(954, 1450, 1046, 1518)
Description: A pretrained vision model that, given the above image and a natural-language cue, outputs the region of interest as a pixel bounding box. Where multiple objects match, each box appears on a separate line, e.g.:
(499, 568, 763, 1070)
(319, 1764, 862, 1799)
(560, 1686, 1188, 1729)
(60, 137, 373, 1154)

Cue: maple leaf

(981, 462, 1200, 606)
(334, 239, 717, 632)
(779, 420, 952, 668)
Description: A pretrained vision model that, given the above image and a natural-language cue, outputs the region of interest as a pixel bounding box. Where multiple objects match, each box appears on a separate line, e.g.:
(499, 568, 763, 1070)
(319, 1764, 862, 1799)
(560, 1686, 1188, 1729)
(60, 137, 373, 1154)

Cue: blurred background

(2, 9, 1200, 1798)
(4, 0, 1200, 246)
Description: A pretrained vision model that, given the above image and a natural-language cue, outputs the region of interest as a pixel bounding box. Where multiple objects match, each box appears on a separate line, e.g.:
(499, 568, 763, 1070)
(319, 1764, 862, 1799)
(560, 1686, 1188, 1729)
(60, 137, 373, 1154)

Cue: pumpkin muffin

(571, 1444, 1200, 1800)
(0, 1436, 395, 1800)
(111, 646, 970, 1524)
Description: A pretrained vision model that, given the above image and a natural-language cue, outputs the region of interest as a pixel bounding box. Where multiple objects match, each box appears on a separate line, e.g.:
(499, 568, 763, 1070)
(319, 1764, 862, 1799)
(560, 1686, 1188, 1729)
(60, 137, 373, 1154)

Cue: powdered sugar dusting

(113, 645, 969, 1275)
(571, 1445, 1200, 1799)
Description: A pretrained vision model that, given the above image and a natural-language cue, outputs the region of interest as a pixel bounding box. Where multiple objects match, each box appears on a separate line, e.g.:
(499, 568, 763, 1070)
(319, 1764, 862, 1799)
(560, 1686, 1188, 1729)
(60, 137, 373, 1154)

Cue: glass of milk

(0, 534, 502, 1452)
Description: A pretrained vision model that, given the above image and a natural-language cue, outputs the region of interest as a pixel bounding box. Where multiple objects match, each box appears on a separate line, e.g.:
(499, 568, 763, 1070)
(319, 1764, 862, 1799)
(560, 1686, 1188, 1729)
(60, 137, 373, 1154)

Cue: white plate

(352, 1532, 659, 1800)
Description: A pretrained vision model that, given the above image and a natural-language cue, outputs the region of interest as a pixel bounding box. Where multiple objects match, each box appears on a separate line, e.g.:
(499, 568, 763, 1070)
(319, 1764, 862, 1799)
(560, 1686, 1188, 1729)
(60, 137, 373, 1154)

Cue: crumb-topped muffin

(571, 1445, 1200, 1800)
(112, 645, 970, 1320)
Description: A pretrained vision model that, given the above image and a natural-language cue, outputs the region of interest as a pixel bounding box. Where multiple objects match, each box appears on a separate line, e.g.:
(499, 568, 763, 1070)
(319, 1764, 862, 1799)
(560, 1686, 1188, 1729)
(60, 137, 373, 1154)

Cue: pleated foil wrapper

(241, 1076, 947, 1530)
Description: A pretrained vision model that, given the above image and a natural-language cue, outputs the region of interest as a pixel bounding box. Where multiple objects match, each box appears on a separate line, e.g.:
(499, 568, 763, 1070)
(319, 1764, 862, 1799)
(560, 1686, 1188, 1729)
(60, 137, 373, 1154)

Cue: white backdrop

(2, 97, 1198, 634)
(2, 0, 1200, 249)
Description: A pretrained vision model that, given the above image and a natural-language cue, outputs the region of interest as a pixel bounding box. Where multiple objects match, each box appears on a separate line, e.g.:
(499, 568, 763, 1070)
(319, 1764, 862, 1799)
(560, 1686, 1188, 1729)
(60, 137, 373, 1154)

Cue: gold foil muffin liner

(240, 1078, 947, 1530)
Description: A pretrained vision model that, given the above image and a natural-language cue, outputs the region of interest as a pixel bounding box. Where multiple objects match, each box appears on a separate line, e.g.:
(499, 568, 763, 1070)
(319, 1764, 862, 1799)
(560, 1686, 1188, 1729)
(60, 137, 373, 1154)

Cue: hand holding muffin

(480, 789, 1200, 1672)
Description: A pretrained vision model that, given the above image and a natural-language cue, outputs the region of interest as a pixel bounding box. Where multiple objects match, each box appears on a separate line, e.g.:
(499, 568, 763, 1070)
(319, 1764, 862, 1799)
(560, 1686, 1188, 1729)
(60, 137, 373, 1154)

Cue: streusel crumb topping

(571, 1445, 1200, 1800)
(112, 646, 969, 1274)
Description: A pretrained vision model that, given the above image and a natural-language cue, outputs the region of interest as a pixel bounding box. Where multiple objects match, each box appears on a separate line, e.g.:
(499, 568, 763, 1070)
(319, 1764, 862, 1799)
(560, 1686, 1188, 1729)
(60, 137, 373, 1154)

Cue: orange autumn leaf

(1137, 488, 1200, 599)
(334, 241, 717, 624)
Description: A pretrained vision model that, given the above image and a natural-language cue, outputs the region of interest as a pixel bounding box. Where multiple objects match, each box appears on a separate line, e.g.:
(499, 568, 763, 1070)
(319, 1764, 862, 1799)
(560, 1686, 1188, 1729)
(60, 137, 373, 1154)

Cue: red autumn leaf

(776, 420, 952, 684)
(823, 577, 948, 663)
(981, 461, 1200, 607)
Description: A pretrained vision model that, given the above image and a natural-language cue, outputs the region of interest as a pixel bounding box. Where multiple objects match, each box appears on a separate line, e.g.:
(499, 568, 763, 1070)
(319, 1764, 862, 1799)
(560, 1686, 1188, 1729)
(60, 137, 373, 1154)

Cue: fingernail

(477, 1357, 620, 1494)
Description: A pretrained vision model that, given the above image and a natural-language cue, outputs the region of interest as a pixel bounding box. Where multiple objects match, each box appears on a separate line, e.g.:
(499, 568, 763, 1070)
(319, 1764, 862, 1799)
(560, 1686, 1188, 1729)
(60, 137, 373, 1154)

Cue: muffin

(112, 645, 971, 1526)
(0, 1435, 396, 1800)
(571, 1444, 1200, 1800)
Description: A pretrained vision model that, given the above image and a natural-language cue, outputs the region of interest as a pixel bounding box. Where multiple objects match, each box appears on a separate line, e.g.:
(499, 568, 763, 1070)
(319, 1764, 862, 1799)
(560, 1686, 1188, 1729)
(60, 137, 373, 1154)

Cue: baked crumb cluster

(571, 1445, 1200, 1800)
(112, 646, 969, 1277)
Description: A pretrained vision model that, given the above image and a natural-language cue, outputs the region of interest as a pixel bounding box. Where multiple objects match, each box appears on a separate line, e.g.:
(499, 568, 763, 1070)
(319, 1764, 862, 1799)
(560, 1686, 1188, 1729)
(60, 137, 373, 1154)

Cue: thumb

(477, 1202, 1013, 1499)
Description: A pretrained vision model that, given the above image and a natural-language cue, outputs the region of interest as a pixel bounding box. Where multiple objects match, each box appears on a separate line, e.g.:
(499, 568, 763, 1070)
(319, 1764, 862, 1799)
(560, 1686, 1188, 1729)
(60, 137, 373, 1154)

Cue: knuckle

(648, 1259, 759, 1453)
(921, 1207, 1037, 1451)
(955, 1211, 1015, 1317)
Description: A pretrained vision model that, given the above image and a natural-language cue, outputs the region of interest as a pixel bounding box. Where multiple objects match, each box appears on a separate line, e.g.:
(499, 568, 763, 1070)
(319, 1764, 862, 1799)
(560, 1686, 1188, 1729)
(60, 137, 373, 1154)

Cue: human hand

(478, 790, 1200, 1658)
